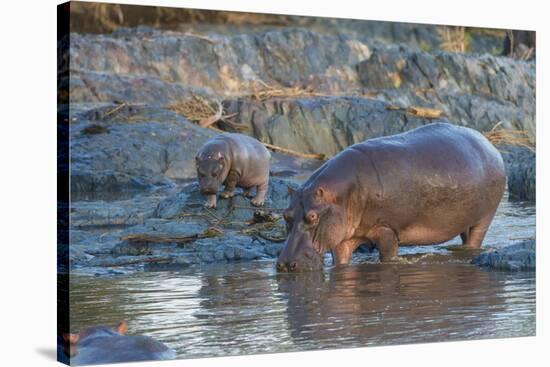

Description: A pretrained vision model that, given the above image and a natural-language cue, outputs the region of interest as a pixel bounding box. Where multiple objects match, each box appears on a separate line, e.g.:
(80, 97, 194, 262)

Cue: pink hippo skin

(196, 133, 271, 208)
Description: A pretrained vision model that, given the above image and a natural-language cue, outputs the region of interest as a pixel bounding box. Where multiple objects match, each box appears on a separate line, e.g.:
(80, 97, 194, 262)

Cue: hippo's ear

(315, 187, 336, 203)
(63, 333, 80, 345)
(115, 321, 128, 335)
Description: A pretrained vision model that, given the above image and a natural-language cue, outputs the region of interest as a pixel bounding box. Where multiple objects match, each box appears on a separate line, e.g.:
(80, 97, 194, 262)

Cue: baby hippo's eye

(199, 172, 206, 178)
(305, 210, 318, 224)
(211, 172, 217, 177)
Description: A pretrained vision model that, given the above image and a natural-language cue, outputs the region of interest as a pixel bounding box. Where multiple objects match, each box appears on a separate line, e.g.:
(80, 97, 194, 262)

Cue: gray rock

(223, 96, 435, 157)
(265, 243, 285, 257)
(356, 46, 535, 141)
(501, 145, 536, 201)
(472, 239, 536, 271)
(154, 178, 298, 222)
(69, 246, 94, 265)
(68, 28, 371, 98)
(70, 195, 161, 227)
(70, 104, 215, 195)
(111, 241, 151, 256)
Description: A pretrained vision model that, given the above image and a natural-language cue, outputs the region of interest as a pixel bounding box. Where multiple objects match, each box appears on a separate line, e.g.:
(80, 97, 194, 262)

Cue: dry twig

(483, 121, 534, 152)
(121, 226, 223, 244)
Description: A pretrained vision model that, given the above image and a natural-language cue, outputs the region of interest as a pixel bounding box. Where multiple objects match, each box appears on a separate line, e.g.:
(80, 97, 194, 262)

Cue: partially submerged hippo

(196, 133, 271, 208)
(277, 123, 506, 272)
(60, 321, 176, 365)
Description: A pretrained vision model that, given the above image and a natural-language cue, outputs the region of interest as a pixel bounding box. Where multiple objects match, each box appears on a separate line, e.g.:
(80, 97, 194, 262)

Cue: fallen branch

(100, 256, 174, 267)
(199, 100, 223, 128)
(406, 106, 443, 119)
(183, 32, 216, 44)
(103, 102, 128, 118)
(121, 226, 223, 244)
(385, 105, 443, 119)
(207, 126, 326, 160)
(262, 141, 326, 160)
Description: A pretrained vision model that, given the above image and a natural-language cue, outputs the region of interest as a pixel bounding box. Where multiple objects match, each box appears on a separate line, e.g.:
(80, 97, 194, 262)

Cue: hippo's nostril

(276, 262, 287, 272)
(289, 262, 297, 272)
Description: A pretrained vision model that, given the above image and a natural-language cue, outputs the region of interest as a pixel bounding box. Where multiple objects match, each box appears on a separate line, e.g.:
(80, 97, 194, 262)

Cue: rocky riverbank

(61, 16, 535, 274)
(472, 239, 535, 271)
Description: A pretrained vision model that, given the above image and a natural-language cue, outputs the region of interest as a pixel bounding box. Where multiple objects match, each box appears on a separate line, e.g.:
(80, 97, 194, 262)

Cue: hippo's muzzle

(276, 235, 323, 272)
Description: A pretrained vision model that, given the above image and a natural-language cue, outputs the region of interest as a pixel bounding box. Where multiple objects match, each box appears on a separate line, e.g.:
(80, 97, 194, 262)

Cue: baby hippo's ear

(115, 321, 128, 335)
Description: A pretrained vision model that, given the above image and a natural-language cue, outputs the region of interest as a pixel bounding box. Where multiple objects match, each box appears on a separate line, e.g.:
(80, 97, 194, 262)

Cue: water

(69, 195, 536, 360)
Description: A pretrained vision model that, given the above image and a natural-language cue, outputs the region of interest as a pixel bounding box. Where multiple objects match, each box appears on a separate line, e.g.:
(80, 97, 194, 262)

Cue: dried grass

(437, 26, 467, 53)
(483, 121, 534, 152)
(249, 80, 328, 101)
(169, 95, 247, 129)
(168, 95, 218, 122)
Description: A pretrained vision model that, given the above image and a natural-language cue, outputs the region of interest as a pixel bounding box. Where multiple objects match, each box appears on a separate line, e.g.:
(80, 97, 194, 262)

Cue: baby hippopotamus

(196, 133, 271, 208)
(59, 321, 176, 365)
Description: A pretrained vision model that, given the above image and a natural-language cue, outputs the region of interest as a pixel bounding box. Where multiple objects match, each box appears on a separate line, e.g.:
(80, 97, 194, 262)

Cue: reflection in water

(71, 261, 535, 359)
(277, 264, 534, 348)
(69, 197, 535, 359)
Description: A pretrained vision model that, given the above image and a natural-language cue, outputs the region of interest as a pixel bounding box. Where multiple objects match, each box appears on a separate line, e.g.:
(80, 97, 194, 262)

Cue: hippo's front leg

(251, 181, 268, 206)
(204, 194, 217, 208)
(332, 238, 364, 265)
(220, 170, 239, 199)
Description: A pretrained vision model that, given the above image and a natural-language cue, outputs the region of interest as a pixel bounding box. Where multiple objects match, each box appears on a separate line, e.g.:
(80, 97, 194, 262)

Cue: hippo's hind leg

(251, 181, 268, 206)
(370, 226, 399, 262)
(461, 213, 496, 248)
(220, 170, 239, 199)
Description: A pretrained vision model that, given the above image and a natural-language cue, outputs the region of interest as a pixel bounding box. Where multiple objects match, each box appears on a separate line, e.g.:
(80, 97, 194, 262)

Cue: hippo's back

(354, 123, 505, 185)
(217, 133, 271, 161)
(328, 122, 506, 245)
(72, 335, 176, 365)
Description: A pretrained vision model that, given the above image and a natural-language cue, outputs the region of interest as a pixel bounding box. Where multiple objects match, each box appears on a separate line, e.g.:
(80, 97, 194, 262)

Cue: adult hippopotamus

(196, 133, 271, 208)
(277, 123, 506, 272)
(59, 321, 176, 365)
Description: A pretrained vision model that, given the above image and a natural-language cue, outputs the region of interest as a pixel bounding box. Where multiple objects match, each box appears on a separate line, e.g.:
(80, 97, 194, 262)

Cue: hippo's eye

(211, 172, 217, 177)
(199, 172, 206, 178)
(305, 210, 318, 224)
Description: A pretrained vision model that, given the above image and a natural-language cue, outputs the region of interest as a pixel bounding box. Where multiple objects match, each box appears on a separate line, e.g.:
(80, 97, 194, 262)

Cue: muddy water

(69, 196, 535, 359)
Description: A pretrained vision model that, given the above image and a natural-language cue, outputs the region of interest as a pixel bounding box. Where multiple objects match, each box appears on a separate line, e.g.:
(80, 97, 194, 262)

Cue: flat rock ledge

(471, 239, 535, 271)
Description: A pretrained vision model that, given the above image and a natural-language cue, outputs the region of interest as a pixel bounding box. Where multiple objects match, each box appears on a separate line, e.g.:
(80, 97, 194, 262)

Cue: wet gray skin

(61, 322, 176, 365)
